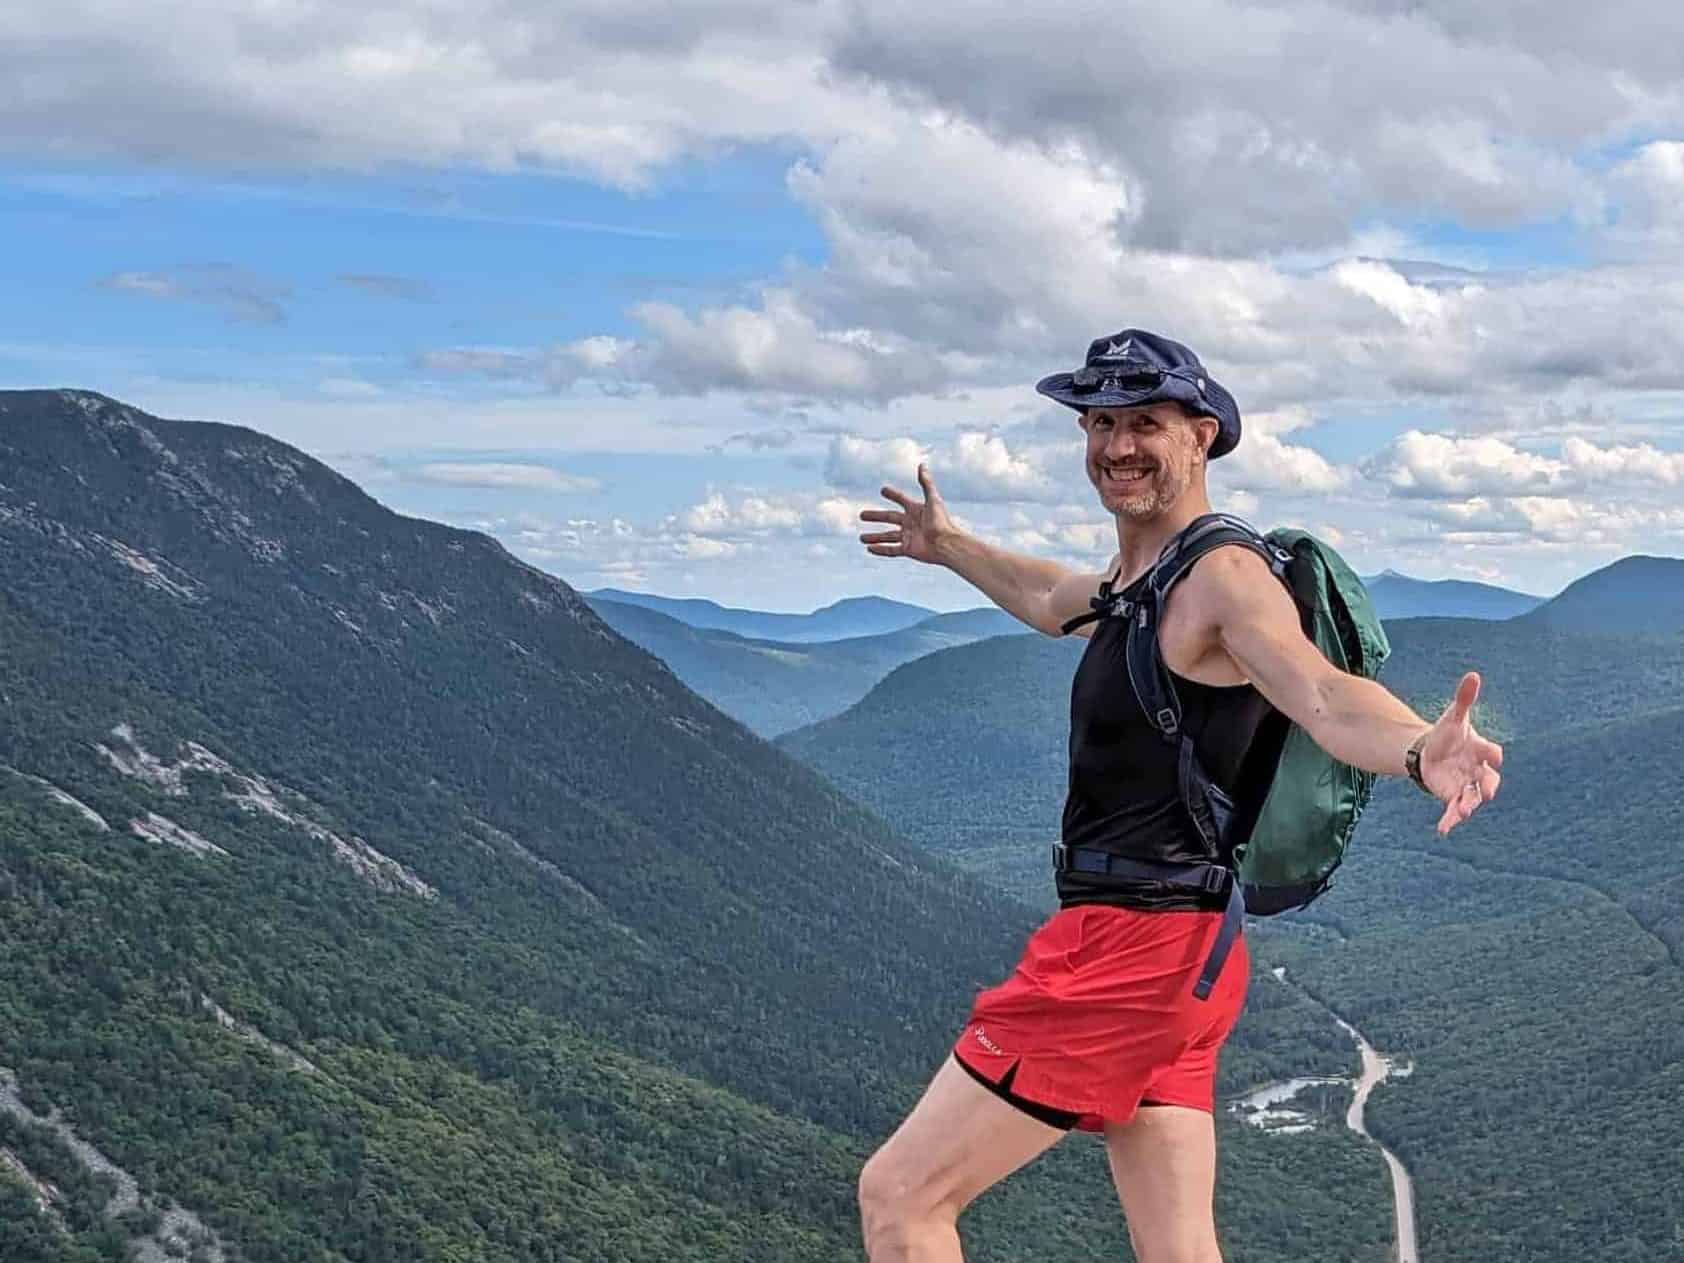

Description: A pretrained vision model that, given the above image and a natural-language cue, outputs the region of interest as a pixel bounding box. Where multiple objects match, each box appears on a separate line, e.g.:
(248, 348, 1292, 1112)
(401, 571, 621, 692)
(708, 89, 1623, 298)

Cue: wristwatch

(1404, 731, 1433, 794)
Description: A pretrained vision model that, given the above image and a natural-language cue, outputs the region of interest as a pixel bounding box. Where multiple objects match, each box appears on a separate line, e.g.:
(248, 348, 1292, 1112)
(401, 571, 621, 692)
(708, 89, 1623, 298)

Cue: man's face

(1080, 402, 1213, 521)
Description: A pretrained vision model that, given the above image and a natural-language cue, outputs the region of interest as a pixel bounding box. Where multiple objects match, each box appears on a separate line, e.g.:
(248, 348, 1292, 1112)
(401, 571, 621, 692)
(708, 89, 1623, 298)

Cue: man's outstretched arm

(1189, 547, 1503, 835)
(859, 462, 1108, 637)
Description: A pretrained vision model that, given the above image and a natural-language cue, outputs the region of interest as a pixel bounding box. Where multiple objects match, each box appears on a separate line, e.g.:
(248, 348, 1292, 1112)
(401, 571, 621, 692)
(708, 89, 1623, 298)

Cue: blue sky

(4, 2, 1684, 610)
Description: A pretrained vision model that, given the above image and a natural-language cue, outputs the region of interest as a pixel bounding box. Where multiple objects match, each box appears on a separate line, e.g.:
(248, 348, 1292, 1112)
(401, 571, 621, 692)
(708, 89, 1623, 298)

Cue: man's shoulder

(1172, 539, 1286, 623)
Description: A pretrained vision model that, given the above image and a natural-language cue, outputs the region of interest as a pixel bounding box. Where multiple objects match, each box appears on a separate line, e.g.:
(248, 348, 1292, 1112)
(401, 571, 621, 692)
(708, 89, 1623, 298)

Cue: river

(1230, 968, 1419, 1262)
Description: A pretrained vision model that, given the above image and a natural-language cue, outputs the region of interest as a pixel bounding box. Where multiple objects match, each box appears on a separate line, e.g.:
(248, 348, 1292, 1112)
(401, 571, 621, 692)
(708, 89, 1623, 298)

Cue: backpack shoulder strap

(1127, 514, 1290, 742)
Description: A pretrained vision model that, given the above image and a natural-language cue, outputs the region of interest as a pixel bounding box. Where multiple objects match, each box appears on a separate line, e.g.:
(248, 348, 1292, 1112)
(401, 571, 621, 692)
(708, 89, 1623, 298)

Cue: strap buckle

(1051, 841, 1070, 873)
(1200, 866, 1233, 895)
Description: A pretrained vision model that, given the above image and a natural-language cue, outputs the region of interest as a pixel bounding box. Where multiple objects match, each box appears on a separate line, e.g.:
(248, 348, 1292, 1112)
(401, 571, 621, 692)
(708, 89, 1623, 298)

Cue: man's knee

(857, 1147, 958, 1248)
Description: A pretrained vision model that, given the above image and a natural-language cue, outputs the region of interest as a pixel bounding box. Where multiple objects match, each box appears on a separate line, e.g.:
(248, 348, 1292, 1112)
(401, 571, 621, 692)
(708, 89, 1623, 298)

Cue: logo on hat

(1104, 339, 1133, 358)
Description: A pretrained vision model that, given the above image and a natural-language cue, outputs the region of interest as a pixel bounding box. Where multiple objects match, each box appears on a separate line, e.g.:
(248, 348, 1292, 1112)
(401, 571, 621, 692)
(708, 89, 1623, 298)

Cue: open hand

(1420, 671, 1504, 836)
(858, 462, 956, 565)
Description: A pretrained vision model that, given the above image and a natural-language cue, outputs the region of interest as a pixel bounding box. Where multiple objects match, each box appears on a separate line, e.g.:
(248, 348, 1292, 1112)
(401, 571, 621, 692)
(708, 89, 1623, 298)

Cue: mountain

(0, 389, 1124, 1262)
(584, 595, 1027, 735)
(0, 390, 1410, 1263)
(583, 587, 938, 642)
(778, 614, 1684, 863)
(1360, 570, 1542, 621)
(778, 606, 1684, 1261)
(1518, 554, 1684, 634)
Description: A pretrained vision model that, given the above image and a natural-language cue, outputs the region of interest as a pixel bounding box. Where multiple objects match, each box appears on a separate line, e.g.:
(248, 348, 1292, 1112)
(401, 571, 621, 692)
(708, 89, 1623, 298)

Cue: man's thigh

(1103, 1105, 1221, 1262)
(860, 1054, 1069, 1218)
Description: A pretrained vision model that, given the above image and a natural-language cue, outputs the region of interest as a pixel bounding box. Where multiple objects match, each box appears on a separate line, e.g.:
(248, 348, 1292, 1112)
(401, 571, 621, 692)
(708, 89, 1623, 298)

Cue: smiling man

(855, 328, 1503, 1262)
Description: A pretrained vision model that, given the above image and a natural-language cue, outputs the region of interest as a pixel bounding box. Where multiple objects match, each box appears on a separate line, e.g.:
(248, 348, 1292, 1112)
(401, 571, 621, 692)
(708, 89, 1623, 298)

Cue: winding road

(1332, 1014, 1419, 1263)
(1247, 969, 1419, 1262)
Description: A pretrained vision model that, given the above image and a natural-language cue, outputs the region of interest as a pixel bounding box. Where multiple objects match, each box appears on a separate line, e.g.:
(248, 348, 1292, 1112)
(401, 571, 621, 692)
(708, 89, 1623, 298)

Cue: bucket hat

(1036, 328, 1241, 459)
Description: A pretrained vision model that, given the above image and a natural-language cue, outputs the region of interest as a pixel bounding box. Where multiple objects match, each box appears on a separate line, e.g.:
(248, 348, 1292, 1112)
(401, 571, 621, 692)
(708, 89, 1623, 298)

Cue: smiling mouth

(1102, 466, 1154, 484)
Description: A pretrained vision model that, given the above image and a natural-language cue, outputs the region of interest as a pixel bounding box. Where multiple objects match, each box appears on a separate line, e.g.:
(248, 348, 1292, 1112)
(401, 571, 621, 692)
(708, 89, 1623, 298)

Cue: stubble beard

(1096, 457, 1195, 522)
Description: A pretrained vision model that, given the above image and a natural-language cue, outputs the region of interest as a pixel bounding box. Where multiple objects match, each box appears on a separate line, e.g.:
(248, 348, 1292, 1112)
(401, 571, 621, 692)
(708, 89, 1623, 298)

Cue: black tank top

(1057, 563, 1288, 912)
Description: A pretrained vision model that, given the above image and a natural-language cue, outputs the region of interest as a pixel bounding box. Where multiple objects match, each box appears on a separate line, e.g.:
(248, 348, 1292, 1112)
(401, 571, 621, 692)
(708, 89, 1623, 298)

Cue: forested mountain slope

(0, 389, 1070, 1261)
(1517, 554, 1684, 634)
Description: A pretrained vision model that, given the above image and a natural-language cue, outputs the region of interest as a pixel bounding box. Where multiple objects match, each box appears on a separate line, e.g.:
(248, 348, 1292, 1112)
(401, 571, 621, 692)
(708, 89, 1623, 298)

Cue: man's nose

(1104, 429, 1138, 459)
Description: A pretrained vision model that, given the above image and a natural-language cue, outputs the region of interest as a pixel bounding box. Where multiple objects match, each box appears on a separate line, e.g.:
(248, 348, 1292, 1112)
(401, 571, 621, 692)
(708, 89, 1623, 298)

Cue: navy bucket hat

(1036, 328, 1242, 459)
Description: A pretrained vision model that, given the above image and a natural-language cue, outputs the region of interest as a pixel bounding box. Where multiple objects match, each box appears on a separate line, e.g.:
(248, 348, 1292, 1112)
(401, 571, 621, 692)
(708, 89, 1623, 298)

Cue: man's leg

(858, 1054, 1068, 1262)
(1103, 1105, 1222, 1263)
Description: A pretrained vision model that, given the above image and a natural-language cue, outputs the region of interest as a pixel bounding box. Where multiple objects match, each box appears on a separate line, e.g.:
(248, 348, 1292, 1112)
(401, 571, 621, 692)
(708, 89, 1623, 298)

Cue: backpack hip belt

(1051, 843, 1245, 1001)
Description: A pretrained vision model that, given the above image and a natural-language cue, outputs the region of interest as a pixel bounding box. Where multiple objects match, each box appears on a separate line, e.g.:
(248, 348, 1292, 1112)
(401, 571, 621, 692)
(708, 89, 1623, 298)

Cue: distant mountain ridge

(584, 595, 1027, 735)
(584, 587, 938, 642)
(1360, 570, 1543, 620)
(1519, 554, 1684, 634)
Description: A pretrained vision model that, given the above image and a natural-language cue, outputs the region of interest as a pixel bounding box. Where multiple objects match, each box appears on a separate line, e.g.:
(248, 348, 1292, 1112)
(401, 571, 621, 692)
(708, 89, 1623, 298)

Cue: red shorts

(952, 904, 1249, 1132)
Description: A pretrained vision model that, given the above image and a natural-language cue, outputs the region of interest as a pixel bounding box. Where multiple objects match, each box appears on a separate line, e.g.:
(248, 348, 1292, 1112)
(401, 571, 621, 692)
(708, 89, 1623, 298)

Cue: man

(854, 328, 1502, 1262)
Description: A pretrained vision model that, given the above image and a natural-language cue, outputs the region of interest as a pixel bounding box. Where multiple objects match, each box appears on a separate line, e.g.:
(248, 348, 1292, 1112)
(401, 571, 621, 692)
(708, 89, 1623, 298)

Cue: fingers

(1478, 762, 1501, 803)
(878, 484, 914, 510)
(1436, 779, 1479, 835)
(917, 461, 939, 497)
(1437, 759, 1501, 836)
(1449, 671, 1481, 722)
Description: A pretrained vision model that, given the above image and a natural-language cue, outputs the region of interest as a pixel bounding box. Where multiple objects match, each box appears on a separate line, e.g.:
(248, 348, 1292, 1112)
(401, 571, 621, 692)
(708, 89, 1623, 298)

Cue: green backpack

(1056, 513, 1391, 996)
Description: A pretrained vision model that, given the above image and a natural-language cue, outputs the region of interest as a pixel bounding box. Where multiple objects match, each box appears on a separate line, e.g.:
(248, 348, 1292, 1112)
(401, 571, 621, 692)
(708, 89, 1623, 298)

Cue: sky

(5, 2, 1684, 612)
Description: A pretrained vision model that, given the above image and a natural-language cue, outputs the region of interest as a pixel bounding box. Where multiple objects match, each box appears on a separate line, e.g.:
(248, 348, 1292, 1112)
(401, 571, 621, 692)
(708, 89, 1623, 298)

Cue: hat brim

(1035, 372, 1167, 413)
(1037, 372, 1241, 459)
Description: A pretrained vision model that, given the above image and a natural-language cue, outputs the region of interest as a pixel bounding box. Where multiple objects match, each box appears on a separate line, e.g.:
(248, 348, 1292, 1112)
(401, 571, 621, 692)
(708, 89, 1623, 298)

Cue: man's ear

(1193, 415, 1219, 458)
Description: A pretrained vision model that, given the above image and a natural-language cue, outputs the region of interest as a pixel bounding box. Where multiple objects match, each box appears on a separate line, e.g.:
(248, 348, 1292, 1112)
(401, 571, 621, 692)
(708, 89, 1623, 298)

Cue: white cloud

(1366, 430, 1684, 500)
(1561, 436, 1684, 484)
(410, 462, 601, 492)
(824, 434, 931, 490)
(1214, 407, 1349, 495)
(824, 429, 1067, 504)
(1366, 431, 1566, 498)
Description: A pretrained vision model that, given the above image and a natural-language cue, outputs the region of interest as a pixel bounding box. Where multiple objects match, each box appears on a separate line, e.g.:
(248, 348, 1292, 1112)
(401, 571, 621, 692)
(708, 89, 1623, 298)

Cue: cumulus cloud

(1214, 407, 1349, 495)
(669, 486, 910, 552)
(824, 430, 1070, 504)
(1366, 430, 1684, 499)
(830, 0, 1684, 254)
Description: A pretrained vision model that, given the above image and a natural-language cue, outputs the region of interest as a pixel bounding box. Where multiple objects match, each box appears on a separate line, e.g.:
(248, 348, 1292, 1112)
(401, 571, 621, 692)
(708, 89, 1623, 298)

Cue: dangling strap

(1058, 561, 1128, 635)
